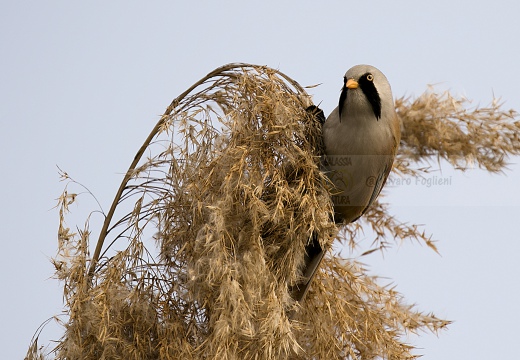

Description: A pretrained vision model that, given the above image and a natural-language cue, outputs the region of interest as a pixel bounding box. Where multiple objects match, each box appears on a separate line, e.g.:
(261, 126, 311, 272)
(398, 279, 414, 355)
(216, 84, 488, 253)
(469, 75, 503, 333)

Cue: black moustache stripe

(338, 73, 382, 121)
(359, 74, 382, 119)
(338, 78, 348, 119)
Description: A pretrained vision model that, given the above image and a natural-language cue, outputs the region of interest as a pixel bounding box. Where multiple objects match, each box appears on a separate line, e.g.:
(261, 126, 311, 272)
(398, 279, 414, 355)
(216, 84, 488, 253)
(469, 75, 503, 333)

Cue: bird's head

(338, 64, 393, 122)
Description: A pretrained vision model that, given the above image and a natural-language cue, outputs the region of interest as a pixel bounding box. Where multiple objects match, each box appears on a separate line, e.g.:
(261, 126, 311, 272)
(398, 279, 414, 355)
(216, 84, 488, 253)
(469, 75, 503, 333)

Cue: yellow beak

(346, 79, 359, 89)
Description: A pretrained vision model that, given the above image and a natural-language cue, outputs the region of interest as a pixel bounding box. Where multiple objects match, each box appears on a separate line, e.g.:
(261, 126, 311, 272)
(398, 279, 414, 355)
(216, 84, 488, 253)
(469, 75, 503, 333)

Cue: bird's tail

(289, 233, 325, 302)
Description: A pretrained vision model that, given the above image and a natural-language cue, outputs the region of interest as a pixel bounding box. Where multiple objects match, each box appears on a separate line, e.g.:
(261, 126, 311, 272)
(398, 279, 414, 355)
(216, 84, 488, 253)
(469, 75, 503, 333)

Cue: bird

(290, 65, 401, 301)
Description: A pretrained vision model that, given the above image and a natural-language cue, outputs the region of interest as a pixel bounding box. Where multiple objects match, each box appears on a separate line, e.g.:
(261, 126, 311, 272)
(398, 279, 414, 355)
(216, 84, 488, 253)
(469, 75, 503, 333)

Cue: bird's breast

(322, 108, 397, 223)
(323, 109, 395, 156)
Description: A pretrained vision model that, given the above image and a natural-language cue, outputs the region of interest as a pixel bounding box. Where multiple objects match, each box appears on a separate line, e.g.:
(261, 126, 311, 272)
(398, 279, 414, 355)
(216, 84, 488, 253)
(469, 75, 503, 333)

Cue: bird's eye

(366, 74, 374, 81)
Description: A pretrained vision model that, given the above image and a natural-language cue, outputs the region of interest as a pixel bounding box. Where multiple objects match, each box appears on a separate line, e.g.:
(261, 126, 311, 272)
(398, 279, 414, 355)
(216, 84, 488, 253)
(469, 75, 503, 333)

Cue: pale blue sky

(2, 1, 520, 358)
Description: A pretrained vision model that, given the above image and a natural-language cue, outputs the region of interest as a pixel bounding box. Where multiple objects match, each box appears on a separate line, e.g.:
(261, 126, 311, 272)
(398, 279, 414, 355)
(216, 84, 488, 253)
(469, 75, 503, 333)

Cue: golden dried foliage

(395, 88, 520, 174)
(26, 64, 520, 359)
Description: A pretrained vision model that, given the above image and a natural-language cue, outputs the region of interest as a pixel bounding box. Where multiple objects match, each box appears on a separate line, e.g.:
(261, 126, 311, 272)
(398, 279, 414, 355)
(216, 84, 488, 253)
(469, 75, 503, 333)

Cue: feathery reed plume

(27, 64, 520, 359)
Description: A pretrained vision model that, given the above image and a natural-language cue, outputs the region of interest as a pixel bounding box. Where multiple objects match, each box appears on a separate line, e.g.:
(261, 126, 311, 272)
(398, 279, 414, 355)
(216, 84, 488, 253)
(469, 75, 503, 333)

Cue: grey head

(338, 64, 394, 121)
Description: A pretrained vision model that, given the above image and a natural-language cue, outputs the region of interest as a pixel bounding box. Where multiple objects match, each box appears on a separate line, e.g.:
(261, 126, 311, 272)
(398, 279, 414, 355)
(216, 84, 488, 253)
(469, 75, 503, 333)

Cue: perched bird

(290, 65, 401, 301)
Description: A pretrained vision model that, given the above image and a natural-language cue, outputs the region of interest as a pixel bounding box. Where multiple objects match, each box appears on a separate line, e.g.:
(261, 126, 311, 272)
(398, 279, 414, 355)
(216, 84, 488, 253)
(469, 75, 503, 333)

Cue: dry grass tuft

(395, 88, 520, 174)
(26, 64, 520, 359)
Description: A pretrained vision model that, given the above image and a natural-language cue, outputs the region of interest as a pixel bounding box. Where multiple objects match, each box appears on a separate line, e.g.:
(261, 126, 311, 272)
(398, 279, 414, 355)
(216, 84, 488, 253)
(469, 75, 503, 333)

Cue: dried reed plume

(26, 63, 520, 359)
